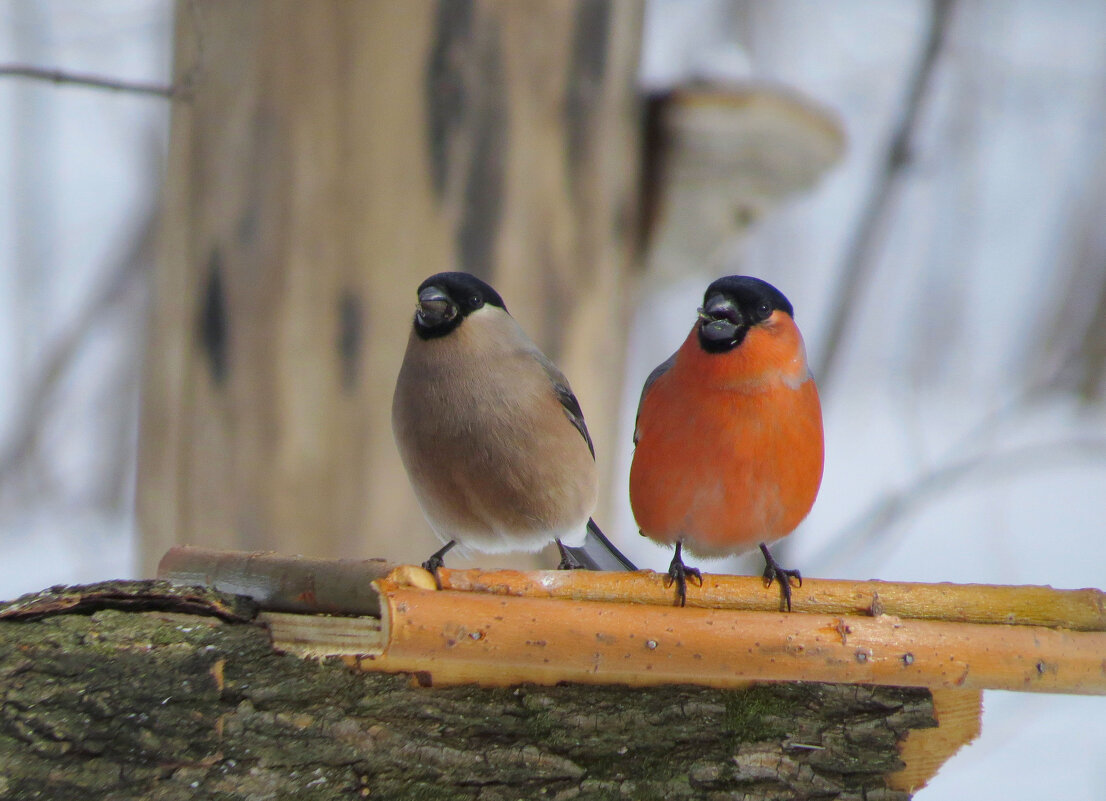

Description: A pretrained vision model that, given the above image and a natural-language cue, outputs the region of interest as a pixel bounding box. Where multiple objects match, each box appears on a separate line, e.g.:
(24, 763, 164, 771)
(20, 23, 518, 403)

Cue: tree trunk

(0, 581, 933, 800)
(138, 0, 643, 575)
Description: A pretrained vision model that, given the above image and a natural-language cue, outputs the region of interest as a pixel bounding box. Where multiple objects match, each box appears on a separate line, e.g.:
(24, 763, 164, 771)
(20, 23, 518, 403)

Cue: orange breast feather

(629, 315, 824, 558)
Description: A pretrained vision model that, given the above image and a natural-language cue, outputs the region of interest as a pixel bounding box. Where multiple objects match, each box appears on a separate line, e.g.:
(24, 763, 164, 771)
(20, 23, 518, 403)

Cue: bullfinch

(629, 276, 824, 609)
(392, 271, 636, 573)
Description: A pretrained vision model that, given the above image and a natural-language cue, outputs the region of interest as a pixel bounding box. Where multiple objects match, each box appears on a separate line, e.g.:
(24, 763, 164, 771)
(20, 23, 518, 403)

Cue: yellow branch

(438, 567, 1106, 630)
(258, 568, 1106, 695)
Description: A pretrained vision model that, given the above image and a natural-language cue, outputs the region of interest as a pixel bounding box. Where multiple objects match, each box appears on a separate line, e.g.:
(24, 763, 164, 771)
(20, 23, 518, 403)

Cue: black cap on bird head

(412, 272, 507, 340)
(696, 275, 794, 353)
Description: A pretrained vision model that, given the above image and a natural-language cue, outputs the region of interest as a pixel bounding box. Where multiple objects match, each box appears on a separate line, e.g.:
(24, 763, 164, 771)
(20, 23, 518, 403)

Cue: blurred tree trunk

(137, 1, 643, 575)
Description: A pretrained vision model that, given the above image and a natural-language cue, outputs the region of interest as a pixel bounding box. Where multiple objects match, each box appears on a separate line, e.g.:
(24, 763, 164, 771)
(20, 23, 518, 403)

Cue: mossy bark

(0, 581, 934, 800)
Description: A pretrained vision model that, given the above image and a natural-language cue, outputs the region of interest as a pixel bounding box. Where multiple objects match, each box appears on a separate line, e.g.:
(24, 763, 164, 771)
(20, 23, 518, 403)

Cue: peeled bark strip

(0, 579, 258, 623)
(0, 580, 935, 800)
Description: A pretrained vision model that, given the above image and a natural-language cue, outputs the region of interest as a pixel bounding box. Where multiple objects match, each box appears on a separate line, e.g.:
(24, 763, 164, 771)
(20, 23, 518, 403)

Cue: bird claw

(663, 542, 701, 607)
(759, 542, 801, 612)
(421, 540, 457, 588)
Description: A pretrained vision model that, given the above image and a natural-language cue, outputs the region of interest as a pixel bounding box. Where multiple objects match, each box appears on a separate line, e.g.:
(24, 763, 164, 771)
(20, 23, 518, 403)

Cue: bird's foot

(421, 540, 457, 588)
(759, 542, 801, 612)
(662, 541, 702, 607)
(556, 540, 587, 570)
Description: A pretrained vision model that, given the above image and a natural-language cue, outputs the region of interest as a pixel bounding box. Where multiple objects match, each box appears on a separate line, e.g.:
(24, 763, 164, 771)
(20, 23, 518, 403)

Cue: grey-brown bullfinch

(392, 271, 635, 573)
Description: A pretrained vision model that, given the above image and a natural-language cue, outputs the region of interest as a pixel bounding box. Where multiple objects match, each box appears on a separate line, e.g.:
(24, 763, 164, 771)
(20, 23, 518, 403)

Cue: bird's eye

(757, 301, 771, 319)
(470, 294, 483, 308)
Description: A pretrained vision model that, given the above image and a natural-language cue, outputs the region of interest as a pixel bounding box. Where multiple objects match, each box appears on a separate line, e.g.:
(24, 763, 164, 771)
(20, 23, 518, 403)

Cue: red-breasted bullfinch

(629, 275, 823, 609)
(392, 271, 636, 573)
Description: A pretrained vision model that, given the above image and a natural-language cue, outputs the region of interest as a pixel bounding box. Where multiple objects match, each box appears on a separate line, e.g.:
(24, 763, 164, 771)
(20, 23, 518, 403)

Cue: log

(0, 580, 938, 800)
(157, 545, 392, 616)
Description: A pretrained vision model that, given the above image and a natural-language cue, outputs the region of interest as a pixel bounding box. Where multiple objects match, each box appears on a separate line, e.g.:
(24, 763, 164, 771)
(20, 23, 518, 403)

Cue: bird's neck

(676, 321, 812, 392)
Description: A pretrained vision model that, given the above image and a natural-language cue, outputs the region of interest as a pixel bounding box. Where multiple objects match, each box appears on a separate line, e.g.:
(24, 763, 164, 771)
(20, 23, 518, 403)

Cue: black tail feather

(557, 518, 637, 572)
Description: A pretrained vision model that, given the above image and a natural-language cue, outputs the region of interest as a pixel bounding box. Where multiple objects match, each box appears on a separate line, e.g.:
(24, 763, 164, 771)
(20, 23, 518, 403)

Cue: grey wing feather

(530, 351, 637, 573)
(535, 350, 595, 459)
(633, 351, 677, 444)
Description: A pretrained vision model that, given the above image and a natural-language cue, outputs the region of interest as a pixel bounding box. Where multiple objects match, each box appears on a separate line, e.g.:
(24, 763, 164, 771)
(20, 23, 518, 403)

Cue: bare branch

(0, 64, 184, 100)
(812, 0, 957, 390)
(1, 0, 206, 102)
(0, 205, 157, 489)
(812, 437, 1106, 573)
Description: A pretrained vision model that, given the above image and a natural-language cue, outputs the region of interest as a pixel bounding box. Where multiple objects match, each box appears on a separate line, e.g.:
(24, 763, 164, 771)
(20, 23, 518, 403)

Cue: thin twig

(805, 381, 1051, 574)
(1027, 68, 1106, 401)
(813, 0, 957, 390)
(0, 65, 184, 100)
(812, 437, 1106, 573)
(0, 205, 158, 488)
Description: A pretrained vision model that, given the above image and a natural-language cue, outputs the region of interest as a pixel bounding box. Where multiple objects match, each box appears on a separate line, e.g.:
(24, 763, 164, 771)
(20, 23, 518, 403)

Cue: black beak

(416, 286, 457, 328)
(697, 293, 741, 343)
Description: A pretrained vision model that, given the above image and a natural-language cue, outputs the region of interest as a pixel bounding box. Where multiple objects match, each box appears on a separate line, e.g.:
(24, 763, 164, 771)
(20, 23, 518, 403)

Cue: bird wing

(532, 350, 636, 571)
(634, 351, 677, 445)
(535, 350, 596, 459)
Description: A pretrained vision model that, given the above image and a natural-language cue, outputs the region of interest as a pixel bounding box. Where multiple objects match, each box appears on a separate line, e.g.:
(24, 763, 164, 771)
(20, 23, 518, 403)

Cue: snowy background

(1, 1, 1104, 798)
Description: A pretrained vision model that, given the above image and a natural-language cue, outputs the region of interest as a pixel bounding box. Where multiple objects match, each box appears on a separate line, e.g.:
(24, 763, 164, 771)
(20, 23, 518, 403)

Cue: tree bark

(138, 0, 643, 575)
(0, 581, 934, 800)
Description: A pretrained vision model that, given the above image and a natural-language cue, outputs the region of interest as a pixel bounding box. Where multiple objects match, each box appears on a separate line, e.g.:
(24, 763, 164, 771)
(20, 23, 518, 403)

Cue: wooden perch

(1, 580, 940, 800)
(337, 576, 1105, 694)
(151, 547, 1106, 794)
(438, 566, 1106, 630)
(159, 548, 1106, 695)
